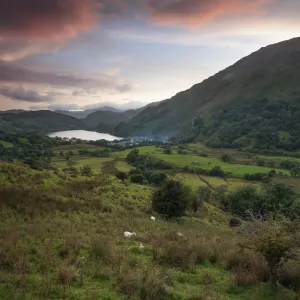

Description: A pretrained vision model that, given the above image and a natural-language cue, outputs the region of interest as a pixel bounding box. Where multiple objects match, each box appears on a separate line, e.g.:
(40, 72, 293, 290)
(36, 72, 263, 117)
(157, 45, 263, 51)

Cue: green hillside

(83, 101, 164, 130)
(0, 110, 85, 133)
(113, 38, 300, 149)
(83, 109, 138, 128)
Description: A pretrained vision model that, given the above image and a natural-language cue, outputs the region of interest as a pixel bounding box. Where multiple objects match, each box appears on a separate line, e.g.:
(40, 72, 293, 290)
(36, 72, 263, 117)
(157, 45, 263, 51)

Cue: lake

(48, 130, 121, 141)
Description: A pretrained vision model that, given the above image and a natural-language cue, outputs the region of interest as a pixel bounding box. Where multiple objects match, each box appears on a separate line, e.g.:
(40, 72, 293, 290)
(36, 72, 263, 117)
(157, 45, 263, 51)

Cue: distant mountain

(113, 37, 300, 149)
(56, 106, 121, 119)
(0, 110, 85, 134)
(0, 109, 26, 115)
(83, 110, 137, 128)
(83, 100, 164, 131)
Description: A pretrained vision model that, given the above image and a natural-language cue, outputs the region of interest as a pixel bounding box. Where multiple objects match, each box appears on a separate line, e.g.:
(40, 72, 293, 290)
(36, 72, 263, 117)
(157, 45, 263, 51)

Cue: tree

(227, 187, 262, 217)
(148, 171, 167, 186)
(130, 174, 145, 184)
(209, 166, 225, 177)
(198, 186, 212, 203)
(152, 180, 190, 218)
(127, 149, 139, 164)
(81, 165, 92, 177)
(164, 148, 172, 155)
(291, 167, 300, 177)
(262, 183, 296, 215)
(214, 185, 229, 210)
(116, 171, 128, 182)
(191, 192, 203, 213)
(221, 154, 231, 163)
(67, 160, 77, 167)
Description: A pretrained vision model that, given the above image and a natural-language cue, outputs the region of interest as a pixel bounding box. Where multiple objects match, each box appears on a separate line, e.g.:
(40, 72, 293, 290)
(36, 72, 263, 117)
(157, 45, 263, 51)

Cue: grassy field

(112, 146, 290, 177)
(0, 161, 297, 300)
(114, 160, 134, 172)
(0, 140, 13, 148)
(52, 156, 113, 172)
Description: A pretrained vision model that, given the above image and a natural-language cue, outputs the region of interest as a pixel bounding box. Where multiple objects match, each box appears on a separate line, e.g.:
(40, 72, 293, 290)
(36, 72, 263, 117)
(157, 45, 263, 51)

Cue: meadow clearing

(51, 143, 300, 193)
(1, 162, 298, 300)
(2, 139, 300, 299)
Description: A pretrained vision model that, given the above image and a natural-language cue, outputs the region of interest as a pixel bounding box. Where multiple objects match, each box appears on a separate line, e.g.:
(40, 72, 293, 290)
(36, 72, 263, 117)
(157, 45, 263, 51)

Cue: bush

(116, 171, 128, 182)
(148, 171, 167, 186)
(164, 148, 172, 155)
(221, 154, 231, 163)
(130, 174, 145, 184)
(80, 165, 92, 177)
(208, 166, 225, 178)
(229, 217, 242, 227)
(152, 180, 190, 218)
(280, 259, 300, 291)
(244, 173, 265, 181)
(140, 268, 172, 300)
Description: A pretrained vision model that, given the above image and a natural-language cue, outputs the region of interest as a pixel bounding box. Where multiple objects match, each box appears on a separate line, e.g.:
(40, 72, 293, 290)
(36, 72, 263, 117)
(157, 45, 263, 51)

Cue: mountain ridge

(113, 37, 300, 142)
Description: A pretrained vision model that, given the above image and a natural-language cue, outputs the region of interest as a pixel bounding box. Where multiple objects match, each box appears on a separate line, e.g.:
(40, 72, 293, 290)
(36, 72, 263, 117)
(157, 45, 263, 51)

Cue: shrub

(116, 264, 143, 297)
(90, 236, 114, 264)
(140, 267, 172, 300)
(130, 174, 145, 184)
(229, 217, 242, 227)
(280, 259, 300, 291)
(152, 180, 190, 218)
(116, 171, 128, 182)
(148, 171, 167, 186)
(164, 148, 172, 155)
(80, 165, 92, 177)
(221, 154, 231, 163)
(160, 240, 212, 270)
(208, 166, 225, 178)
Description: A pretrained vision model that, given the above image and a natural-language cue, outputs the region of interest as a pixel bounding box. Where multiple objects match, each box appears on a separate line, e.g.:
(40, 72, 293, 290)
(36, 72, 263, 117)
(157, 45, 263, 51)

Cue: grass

(0, 140, 13, 148)
(52, 156, 113, 172)
(114, 146, 290, 177)
(0, 157, 299, 299)
(53, 144, 105, 151)
(114, 160, 134, 172)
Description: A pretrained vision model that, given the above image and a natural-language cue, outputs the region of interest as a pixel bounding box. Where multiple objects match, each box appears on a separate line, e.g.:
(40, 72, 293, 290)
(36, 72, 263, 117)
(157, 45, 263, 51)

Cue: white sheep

(139, 243, 145, 249)
(151, 216, 156, 221)
(176, 232, 184, 237)
(124, 231, 136, 238)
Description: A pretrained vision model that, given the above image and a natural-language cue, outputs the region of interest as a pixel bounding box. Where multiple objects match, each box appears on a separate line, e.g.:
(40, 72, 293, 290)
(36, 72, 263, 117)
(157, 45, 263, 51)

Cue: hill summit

(114, 37, 300, 149)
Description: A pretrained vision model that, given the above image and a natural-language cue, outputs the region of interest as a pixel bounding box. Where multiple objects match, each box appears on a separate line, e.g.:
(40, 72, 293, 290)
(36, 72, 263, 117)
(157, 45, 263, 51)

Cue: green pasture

(52, 156, 113, 172)
(0, 140, 13, 148)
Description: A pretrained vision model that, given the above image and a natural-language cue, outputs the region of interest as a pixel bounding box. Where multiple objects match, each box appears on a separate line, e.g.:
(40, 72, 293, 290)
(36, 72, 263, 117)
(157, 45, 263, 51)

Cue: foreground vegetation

(2, 133, 300, 299)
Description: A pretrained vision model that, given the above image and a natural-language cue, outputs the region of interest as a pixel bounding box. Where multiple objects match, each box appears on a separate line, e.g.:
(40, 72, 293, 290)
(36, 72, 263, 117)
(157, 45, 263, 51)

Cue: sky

(0, 0, 299, 111)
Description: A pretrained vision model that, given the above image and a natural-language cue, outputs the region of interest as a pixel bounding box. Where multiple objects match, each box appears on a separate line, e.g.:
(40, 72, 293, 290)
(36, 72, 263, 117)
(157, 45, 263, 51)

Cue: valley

(2, 37, 300, 300)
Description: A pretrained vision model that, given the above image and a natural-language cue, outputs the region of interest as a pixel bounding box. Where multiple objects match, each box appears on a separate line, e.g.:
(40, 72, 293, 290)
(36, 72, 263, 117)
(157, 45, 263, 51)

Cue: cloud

(0, 61, 133, 93)
(145, 0, 275, 27)
(30, 100, 146, 112)
(0, 0, 101, 61)
(0, 0, 101, 40)
(0, 86, 54, 103)
(82, 100, 144, 110)
(0, 38, 63, 62)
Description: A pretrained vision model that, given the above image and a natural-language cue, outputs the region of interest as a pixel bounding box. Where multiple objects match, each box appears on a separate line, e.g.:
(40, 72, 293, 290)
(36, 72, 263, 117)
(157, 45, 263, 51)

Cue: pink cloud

(0, 0, 101, 41)
(145, 0, 276, 28)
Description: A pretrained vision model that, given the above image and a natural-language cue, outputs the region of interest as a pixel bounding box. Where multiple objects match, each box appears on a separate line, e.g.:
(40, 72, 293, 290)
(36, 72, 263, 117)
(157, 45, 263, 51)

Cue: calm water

(48, 130, 121, 141)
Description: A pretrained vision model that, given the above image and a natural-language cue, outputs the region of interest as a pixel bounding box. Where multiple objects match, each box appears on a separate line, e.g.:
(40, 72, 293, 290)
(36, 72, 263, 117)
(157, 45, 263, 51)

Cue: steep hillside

(0, 110, 85, 133)
(83, 109, 138, 128)
(114, 38, 300, 144)
(56, 106, 121, 119)
(84, 101, 164, 130)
